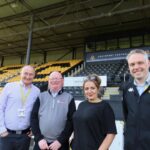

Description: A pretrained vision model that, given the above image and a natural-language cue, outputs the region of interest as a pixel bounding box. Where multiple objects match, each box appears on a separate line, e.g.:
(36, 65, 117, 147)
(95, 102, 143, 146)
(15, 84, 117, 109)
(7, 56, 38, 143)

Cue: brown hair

(83, 74, 102, 98)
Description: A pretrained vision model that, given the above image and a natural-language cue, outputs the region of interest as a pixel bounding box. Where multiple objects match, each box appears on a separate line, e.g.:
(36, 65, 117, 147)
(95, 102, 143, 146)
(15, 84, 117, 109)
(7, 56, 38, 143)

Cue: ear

(33, 71, 36, 78)
(62, 78, 64, 85)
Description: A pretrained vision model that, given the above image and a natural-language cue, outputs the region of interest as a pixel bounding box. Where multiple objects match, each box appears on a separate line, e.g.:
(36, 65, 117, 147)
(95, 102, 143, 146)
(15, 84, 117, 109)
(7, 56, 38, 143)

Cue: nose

(87, 89, 92, 93)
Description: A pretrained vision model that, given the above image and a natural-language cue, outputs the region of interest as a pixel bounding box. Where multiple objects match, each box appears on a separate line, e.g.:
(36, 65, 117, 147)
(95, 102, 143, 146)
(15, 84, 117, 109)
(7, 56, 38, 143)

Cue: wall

(2, 48, 84, 66)
(3, 56, 21, 66)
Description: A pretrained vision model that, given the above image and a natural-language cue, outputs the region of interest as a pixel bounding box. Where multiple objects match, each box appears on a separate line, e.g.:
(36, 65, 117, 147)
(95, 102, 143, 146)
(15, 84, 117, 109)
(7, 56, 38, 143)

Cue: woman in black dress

(73, 74, 117, 150)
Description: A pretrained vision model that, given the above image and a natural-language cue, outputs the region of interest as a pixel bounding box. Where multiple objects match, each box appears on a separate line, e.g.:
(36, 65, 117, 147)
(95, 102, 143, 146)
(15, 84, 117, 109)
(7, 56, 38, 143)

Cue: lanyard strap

(20, 85, 31, 106)
(144, 85, 149, 91)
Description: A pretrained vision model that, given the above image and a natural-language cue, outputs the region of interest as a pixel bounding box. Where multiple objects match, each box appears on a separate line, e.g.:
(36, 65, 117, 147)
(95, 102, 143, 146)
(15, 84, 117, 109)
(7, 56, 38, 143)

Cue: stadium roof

(0, 0, 150, 56)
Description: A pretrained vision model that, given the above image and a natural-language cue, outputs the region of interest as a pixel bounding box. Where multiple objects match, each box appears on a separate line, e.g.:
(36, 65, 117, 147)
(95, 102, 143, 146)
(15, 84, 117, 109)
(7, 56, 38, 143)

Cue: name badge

(18, 108, 25, 117)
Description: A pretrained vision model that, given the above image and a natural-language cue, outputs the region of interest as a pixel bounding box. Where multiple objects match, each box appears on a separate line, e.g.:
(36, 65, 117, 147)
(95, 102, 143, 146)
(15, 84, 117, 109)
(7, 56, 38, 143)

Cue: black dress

(72, 100, 117, 150)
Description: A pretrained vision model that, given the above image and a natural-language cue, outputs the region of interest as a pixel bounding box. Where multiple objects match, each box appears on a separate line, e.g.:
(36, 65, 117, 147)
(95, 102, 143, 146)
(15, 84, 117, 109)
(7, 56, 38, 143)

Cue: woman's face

(84, 81, 99, 101)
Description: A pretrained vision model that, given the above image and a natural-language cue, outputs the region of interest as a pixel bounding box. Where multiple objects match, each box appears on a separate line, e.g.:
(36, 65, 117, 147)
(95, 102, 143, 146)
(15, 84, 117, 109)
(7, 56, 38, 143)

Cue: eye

(84, 87, 89, 91)
(138, 61, 144, 65)
(129, 63, 135, 67)
(91, 87, 95, 90)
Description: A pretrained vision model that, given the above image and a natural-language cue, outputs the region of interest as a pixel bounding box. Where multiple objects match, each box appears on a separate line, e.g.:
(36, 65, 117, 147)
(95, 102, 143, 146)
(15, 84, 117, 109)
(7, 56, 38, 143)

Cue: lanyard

(20, 85, 31, 107)
(144, 84, 149, 91)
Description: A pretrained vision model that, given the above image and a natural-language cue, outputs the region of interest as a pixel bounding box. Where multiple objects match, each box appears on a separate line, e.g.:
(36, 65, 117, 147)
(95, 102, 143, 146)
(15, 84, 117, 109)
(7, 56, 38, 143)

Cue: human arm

(99, 103, 117, 150)
(98, 133, 115, 150)
(30, 97, 44, 142)
(0, 84, 9, 136)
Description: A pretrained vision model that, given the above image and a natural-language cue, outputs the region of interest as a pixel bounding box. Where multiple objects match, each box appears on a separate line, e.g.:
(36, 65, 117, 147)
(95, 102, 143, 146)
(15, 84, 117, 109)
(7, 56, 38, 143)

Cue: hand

(0, 131, 9, 137)
(26, 130, 32, 138)
(49, 140, 61, 150)
(38, 139, 49, 150)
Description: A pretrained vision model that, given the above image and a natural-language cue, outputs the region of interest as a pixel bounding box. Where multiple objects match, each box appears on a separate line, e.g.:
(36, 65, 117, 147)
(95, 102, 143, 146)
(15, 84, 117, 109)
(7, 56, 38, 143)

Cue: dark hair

(83, 74, 102, 98)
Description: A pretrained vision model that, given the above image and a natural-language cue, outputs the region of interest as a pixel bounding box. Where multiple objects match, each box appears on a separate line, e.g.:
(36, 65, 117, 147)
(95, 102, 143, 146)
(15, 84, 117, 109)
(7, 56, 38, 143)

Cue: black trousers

(0, 133, 31, 150)
(33, 141, 69, 150)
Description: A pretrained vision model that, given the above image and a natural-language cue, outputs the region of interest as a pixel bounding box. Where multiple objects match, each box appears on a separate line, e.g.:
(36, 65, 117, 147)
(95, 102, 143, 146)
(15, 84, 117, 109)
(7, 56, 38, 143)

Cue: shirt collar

(20, 80, 32, 88)
(48, 88, 63, 96)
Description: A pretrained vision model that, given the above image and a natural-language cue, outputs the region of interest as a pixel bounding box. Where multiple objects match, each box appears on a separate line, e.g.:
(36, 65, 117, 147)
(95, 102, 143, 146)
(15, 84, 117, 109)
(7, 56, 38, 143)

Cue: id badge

(18, 108, 25, 117)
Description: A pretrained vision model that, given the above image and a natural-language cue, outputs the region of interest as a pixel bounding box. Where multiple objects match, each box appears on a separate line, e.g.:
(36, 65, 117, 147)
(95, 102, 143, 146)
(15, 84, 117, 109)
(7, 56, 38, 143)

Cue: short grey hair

(126, 49, 149, 61)
(49, 71, 63, 78)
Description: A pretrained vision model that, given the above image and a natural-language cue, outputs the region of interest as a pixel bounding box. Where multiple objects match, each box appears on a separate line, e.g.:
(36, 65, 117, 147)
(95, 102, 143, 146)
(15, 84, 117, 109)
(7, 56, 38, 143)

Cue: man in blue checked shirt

(0, 65, 40, 150)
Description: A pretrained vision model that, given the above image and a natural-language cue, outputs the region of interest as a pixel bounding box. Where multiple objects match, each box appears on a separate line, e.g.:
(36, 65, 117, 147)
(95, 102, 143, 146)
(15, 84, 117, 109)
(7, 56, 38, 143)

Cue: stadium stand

(0, 60, 83, 91)
(75, 60, 129, 86)
(1, 48, 148, 121)
(0, 0, 150, 149)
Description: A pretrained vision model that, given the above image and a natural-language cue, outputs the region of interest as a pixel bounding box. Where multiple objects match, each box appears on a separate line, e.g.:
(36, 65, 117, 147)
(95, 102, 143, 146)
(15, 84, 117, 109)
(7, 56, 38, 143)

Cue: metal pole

(44, 51, 47, 63)
(20, 55, 24, 64)
(26, 15, 34, 65)
(1, 56, 4, 67)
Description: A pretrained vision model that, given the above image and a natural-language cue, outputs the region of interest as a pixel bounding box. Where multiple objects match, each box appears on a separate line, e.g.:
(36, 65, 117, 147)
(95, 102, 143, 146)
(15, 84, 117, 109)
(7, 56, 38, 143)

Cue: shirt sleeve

(103, 103, 117, 134)
(0, 83, 10, 134)
(30, 97, 44, 142)
(57, 98, 76, 144)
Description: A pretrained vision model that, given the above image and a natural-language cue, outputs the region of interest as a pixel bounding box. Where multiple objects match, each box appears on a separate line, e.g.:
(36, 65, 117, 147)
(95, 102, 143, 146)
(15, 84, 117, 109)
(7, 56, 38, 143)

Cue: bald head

(21, 65, 35, 75)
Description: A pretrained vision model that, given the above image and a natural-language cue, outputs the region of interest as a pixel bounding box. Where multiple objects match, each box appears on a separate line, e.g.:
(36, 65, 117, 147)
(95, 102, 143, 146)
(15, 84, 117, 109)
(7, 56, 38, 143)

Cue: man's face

(48, 72, 64, 92)
(20, 66, 35, 86)
(128, 53, 149, 82)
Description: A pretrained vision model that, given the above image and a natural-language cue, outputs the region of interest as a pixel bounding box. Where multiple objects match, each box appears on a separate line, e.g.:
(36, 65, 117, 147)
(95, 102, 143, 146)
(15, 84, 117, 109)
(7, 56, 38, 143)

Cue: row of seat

(0, 60, 82, 92)
(75, 61, 129, 85)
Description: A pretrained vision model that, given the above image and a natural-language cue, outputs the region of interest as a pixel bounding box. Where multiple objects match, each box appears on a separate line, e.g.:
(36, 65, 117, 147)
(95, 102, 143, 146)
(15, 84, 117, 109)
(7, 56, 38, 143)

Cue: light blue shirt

(134, 73, 150, 96)
(0, 81, 40, 134)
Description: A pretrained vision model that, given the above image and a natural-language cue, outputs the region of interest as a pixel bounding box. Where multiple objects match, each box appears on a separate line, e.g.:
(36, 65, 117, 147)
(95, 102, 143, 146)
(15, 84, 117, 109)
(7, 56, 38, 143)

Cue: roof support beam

(26, 15, 34, 65)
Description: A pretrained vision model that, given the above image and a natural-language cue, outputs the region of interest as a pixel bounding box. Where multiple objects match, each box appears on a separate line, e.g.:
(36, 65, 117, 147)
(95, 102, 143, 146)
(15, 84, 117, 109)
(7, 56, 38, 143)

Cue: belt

(7, 128, 31, 135)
